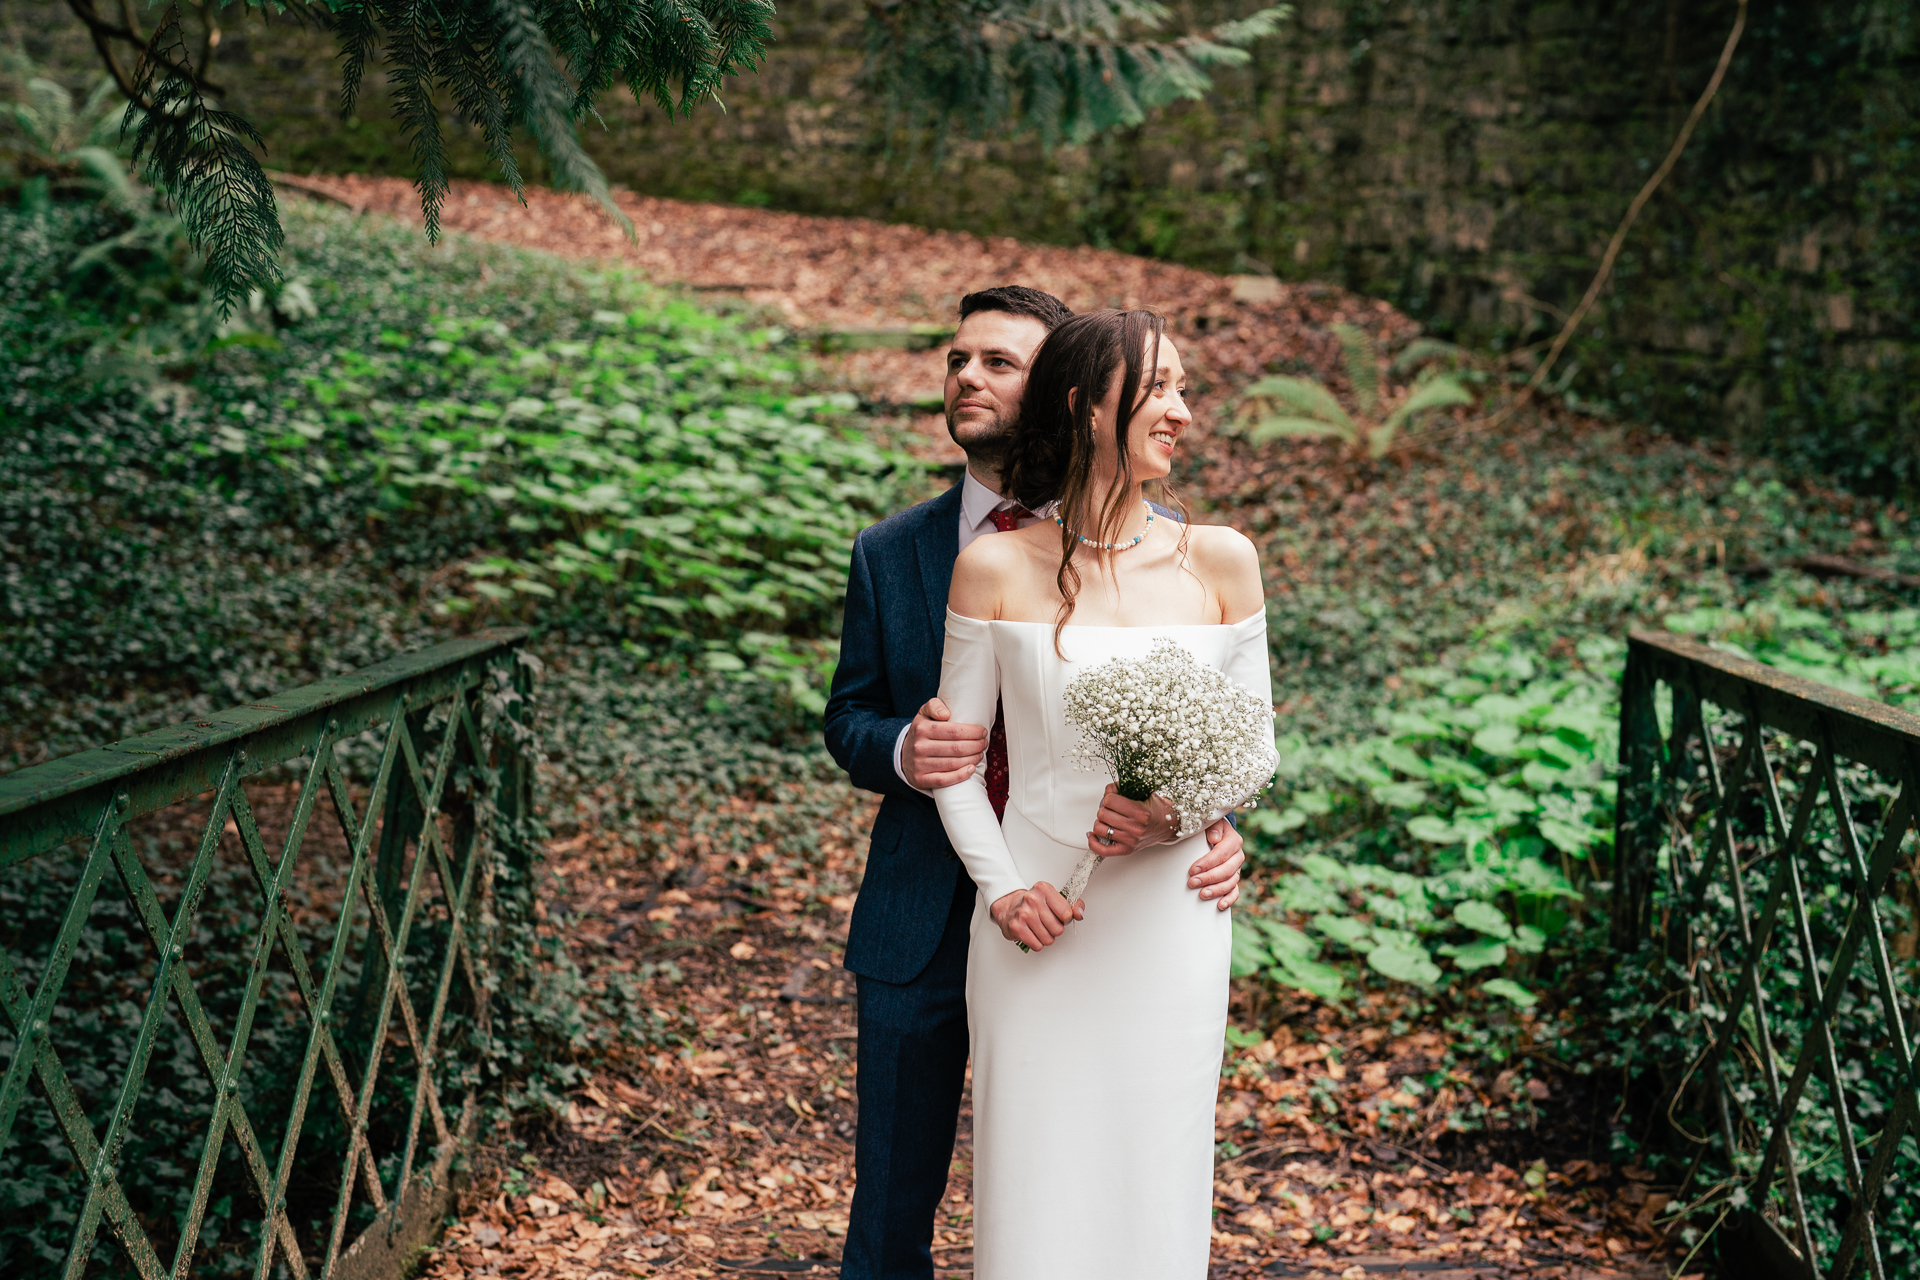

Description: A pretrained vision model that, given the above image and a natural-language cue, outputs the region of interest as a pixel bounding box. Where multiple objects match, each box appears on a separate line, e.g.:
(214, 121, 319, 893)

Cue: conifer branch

(863, 0, 1288, 146)
(492, 0, 630, 235)
(121, 2, 282, 312)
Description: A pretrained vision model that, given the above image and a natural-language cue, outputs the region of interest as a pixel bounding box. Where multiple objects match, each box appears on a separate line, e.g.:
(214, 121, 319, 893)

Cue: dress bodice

(933, 609, 1272, 905)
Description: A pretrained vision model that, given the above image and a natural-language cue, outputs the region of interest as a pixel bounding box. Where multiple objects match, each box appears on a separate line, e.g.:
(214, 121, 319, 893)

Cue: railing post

(496, 650, 536, 879)
(1614, 639, 1662, 951)
(350, 706, 432, 1050)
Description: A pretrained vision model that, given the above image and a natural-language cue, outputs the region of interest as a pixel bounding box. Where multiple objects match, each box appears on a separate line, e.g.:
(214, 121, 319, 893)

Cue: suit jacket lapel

(914, 483, 964, 653)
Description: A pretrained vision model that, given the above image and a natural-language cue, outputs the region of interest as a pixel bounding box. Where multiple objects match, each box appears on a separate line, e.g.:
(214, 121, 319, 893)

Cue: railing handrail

(1627, 627, 1920, 773)
(0, 626, 528, 868)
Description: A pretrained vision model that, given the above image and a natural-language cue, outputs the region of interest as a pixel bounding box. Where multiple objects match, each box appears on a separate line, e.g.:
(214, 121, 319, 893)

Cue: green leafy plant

(1231, 638, 1616, 1012)
(1230, 323, 1474, 458)
(281, 305, 910, 703)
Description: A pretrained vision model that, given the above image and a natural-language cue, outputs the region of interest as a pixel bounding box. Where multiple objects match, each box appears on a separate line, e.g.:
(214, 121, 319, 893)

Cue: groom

(824, 285, 1247, 1280)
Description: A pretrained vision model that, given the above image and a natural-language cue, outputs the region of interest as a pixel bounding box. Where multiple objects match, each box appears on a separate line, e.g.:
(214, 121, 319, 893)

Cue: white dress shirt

(893, 471, 1043, 790)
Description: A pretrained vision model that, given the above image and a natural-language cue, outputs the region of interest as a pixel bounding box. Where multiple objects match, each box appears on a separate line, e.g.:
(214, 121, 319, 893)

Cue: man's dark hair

(958, 286, 1073, 331)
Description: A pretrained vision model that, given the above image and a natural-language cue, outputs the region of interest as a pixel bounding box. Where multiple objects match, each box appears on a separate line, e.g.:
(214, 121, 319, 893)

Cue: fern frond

(1381, 372, 1474, 434)
(1208, 5, 1289, 46)
(80, 76, 124, 145)
(864, 0, 1283, 147)
(332, 0, 380, 117)
(1392, 337, 1470, 373)
(1244, 416, 1355, 446)
(386, 0, 451, 239)
(1236, 374, 1354, 431)
(71, 144, 142, 213)
(435, 5, 524, 194)
(1331, 322, 1379, 419)
(493, 0, 631, 235)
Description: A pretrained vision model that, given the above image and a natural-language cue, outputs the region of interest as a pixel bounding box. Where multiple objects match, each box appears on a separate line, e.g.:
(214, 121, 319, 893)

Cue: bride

(933, 308, 1271, 1277)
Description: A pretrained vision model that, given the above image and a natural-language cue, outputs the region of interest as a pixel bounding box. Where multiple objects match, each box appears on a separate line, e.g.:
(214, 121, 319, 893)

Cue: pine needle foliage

(72, 0, 771, 310)
(121, 4, 283, 312)
(333, 0, 773, 244)
(863, 0, 1290, 145)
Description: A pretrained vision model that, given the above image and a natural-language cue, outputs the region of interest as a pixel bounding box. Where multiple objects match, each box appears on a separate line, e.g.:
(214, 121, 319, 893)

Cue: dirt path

(421, 815, 1678, 1280)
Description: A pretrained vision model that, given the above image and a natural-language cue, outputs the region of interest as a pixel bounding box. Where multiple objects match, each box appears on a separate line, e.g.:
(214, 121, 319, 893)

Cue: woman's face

(1090, 332, 1191, 482)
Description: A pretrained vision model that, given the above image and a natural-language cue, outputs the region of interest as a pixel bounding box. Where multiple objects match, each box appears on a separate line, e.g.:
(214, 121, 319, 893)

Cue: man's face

(944, 310, 1051, 468)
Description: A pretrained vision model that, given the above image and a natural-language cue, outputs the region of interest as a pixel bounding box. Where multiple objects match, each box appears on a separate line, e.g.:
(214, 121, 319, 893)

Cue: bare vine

(1390, 0, 1750, 453)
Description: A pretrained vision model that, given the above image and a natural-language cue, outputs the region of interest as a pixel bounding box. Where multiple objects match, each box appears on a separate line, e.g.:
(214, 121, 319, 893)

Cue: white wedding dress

(933, 609, 1271, 1279)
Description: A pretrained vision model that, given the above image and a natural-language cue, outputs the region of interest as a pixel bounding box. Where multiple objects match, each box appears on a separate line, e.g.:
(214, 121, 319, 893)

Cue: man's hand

(1087, 784, 1177, 856)
(990, 882, 1083, 951)
(1189, 819, 1245, 911)
(904, 697, 988, 790)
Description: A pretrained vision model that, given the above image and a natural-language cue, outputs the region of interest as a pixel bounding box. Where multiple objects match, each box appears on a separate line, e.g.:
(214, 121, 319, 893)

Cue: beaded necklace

(1054, 501, 1154, 552)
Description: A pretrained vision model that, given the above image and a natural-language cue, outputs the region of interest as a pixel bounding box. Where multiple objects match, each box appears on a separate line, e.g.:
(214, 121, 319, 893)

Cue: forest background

(12, 0, 1919, 486)
(2, 0, 1919, 1276)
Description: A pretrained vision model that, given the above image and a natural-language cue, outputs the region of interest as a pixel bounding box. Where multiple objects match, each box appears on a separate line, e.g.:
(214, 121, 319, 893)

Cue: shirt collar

(959, 469, 1010, 530)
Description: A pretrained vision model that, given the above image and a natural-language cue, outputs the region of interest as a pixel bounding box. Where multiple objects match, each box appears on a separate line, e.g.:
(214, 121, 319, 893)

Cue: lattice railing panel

(0, 629, 530, 1279)
(1615, 629, 1920, 1280)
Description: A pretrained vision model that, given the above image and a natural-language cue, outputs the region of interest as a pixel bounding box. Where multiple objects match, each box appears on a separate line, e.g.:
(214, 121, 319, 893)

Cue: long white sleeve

(1204, 612, 1278, 829)
(1224, 611, 1274, 709)
(932, 611, 1030, 905)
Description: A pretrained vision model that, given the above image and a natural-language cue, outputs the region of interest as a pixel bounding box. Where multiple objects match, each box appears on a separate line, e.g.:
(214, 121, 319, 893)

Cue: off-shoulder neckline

(945, 608, 1264, 631)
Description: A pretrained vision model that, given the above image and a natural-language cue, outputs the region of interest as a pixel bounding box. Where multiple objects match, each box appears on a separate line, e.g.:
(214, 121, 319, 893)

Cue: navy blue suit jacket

(826, 482, 970, 985)
(826, 483, 1183, 985)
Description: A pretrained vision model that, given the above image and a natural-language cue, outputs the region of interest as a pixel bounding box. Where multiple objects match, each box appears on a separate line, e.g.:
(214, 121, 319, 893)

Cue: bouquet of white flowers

(1056, 637, 1279, 903)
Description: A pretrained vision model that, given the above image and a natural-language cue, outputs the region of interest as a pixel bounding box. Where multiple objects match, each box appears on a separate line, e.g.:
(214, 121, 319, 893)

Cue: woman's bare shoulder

(1183, 522, 1259, 569)
(1182, 523, 1263, 620)
(949, 530, 1029, 616)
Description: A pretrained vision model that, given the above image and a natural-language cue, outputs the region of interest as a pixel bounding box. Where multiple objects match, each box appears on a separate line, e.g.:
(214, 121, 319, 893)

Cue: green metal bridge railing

(0, 628, 531, 1280)
(1615, 629, 1920, 1280)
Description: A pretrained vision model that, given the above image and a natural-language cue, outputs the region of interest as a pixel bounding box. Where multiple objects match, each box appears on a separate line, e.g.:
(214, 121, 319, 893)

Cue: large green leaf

(1270, 953, 1349, 1002)
(1453, 900, 1513, 939)
(1471, 722, 1522, 756)
(1439, 938, 1508, 970)
(1311, 913, 1373, 949)
(1251, 918, 1319, 960)
(1231, 918, 1274, 977)
(1367, 937, 1441, 987)
(1480, 978, 1539, 1007)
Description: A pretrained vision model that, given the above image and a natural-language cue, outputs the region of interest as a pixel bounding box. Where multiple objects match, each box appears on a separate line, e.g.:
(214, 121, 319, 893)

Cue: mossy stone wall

(7, 0, 1915, 485)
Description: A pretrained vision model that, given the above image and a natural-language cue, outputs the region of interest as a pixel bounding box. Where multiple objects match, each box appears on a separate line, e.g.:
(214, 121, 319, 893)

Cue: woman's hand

(990, 882, 1083, 951)
(1087, 783, 1179, 856)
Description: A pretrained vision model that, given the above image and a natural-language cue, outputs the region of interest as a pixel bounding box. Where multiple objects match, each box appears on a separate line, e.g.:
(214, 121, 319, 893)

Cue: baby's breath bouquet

(1057, 637, 1279, 901)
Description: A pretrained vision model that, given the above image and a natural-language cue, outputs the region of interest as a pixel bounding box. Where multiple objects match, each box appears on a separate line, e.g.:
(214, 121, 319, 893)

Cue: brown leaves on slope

(275, 173, 1416, 421)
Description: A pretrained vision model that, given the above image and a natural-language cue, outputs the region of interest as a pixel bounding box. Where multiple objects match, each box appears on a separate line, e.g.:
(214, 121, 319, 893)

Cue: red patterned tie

(982, 505, 1030, 822)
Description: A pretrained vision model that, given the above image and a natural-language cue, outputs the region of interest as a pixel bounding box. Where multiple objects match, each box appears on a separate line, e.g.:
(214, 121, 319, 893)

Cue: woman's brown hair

(1002, 308, 1189, 651)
